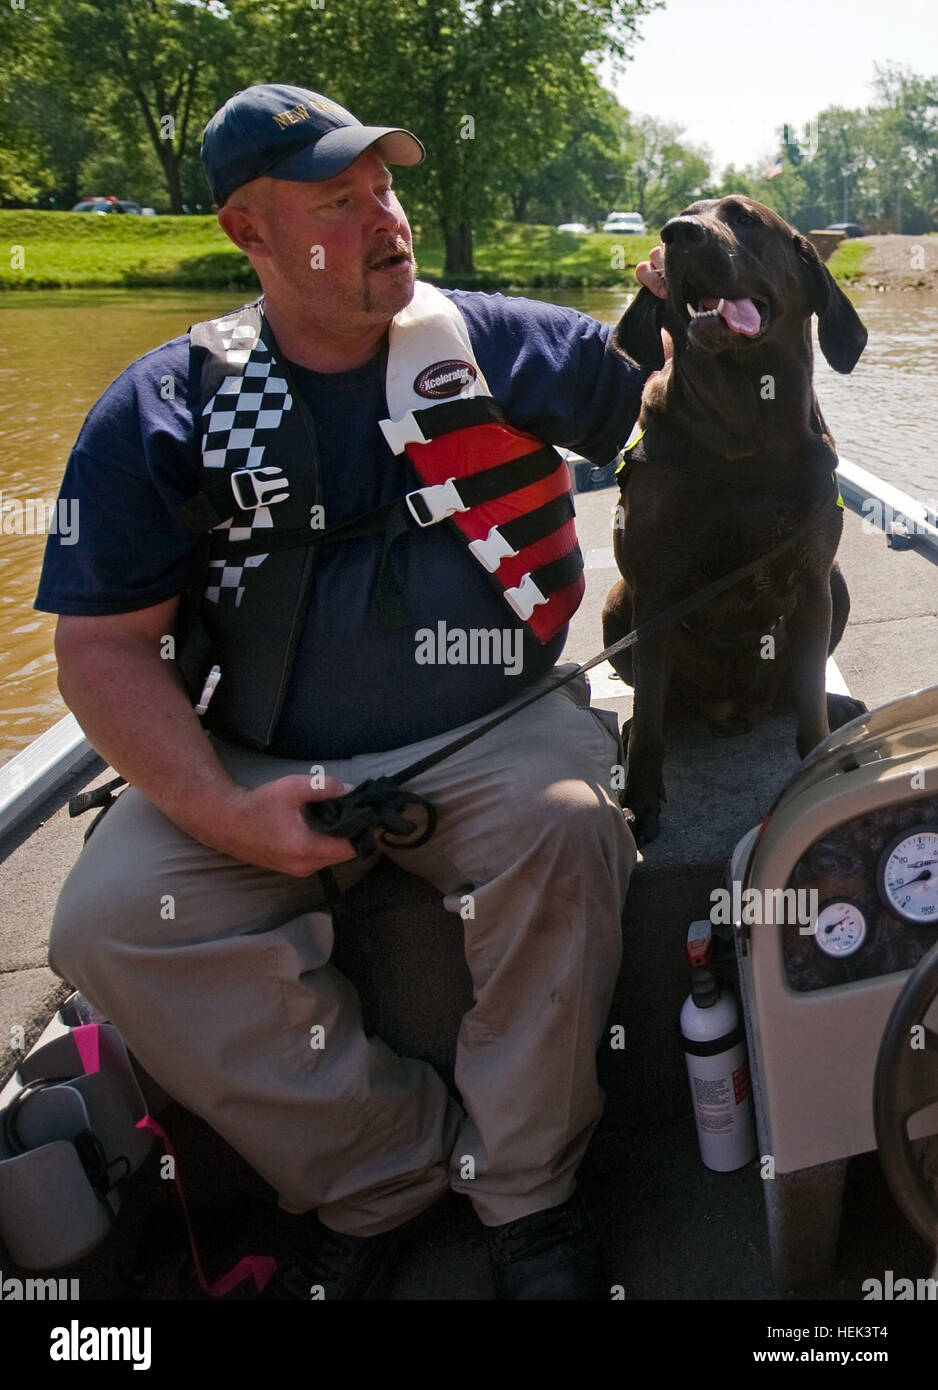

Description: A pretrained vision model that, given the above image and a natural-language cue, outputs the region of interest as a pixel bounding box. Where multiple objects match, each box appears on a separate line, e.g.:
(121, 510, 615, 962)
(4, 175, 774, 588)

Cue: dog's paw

(826, 692, 868, 731)
(622, 805, 660, 847)
(620, 783, 663, 846)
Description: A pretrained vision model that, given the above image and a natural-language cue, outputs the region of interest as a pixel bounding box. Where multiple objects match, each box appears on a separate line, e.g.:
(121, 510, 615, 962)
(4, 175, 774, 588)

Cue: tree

(869, 64, 938, 231)
(251, 0, 663, 274)
(641, 140, 711, 226)
(715, 111, 875, 232)
(519, 84, 632, 226)
(808, 108, 871, 226)
(622, 115, 710, 224)
(0, 3, 56, 204)
(47, 0, 253, 213)
(738, 74, 938, 234)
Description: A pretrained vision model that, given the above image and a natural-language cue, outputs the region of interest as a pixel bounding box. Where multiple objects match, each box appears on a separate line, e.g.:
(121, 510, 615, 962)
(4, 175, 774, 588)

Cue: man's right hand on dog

(636, 245, 668, 299)
(635, 245, 673, 360)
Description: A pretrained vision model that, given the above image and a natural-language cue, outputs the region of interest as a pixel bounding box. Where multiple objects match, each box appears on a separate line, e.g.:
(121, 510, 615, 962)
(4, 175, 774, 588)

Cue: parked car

(602, 211, 647, 235)
(70, 197, 143, 215)
(556, 222, 593, 234)
(825, 221, 865, 238)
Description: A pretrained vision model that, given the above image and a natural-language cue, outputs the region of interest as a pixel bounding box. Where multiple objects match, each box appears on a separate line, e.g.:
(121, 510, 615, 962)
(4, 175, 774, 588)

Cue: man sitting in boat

(35, 83, 662, 1300)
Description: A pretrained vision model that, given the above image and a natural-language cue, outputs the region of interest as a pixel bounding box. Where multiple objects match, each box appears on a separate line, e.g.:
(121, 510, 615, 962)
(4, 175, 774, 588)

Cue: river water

(0, 285, 936, 764)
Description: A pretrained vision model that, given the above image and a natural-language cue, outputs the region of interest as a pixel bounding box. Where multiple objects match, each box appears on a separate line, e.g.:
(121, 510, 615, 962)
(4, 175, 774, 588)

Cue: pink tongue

(699, 295, 762, 335)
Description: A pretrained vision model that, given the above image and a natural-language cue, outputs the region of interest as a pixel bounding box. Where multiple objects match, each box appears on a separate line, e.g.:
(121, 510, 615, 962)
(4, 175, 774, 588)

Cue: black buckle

(68, 776, 127, 818)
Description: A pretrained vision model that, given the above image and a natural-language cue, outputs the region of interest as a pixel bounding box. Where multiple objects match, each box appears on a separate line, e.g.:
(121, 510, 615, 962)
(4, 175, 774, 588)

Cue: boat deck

(1, 465, 936, 1300)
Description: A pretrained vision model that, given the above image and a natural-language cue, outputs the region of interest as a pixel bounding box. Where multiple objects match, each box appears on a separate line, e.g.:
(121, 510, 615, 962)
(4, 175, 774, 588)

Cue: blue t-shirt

(36, 289, 644, 757)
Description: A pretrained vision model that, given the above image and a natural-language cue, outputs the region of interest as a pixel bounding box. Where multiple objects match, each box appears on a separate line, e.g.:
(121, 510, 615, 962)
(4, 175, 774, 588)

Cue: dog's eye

(731, 207, 757, 226)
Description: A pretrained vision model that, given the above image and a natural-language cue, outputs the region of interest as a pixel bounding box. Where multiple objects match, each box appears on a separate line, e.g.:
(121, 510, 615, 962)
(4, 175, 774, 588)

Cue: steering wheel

(873, 937, 938, 1251)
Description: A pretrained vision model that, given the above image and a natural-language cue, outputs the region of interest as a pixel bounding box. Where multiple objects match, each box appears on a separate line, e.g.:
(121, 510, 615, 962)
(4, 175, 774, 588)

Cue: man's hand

(636, 245, 668, 300)
(54, 600, 357, 878)
(635, 244, 673, 360)
(213, 775, 359, 878)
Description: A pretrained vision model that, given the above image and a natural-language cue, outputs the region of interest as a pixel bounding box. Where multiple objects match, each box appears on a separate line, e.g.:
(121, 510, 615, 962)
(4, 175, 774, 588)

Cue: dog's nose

(661, 216, 708, 247)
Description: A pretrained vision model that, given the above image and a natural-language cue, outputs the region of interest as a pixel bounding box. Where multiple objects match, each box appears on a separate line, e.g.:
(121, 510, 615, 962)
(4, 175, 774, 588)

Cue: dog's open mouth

(682, 293, 770, 338)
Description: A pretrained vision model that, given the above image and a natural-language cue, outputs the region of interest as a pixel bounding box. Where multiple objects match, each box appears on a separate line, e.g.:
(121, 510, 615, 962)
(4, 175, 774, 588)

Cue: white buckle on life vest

(405, 478, 468, 527)
(380, 411, 429, 456)
(230, 466, 289, 511)
(468, 525, 518, 573)
(504, 573, 548, 622)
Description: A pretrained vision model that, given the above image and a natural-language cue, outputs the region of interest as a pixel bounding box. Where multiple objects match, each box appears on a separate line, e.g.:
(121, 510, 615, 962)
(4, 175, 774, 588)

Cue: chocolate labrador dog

(603, 195, 868, 844)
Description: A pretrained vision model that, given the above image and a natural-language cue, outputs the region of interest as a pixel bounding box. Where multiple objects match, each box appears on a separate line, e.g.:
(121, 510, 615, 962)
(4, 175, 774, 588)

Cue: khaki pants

(49, 669, 635, 1235)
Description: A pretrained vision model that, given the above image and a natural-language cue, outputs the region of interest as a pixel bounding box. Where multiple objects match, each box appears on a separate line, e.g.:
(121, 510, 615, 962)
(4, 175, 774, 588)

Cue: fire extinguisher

(681, 968, 756, 1172)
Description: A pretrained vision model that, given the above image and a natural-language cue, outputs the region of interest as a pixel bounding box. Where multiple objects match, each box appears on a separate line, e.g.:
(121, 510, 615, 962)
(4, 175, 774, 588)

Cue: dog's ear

(793, 233, 867, 374)
(611, 286, 666, 371)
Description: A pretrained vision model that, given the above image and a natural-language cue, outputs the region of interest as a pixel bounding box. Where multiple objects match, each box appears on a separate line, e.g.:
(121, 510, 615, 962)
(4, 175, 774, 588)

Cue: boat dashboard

(784, 793, 938, 991)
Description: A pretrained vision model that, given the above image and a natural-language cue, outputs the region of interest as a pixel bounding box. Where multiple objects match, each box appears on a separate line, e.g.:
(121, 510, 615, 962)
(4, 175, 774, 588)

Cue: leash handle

(302, 777, 438, 858)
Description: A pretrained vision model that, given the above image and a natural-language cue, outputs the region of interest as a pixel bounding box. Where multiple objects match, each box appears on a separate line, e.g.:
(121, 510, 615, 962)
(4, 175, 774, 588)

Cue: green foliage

(641, 144, 711, 227)
(714, 68, 938, 233)
(623, 115, 711, 223)
(515, 83, 633, 225)
(46, 0, 252, 212)
(5, 3, 936, 249)
(0, 3, 56, 202)
(2, 0, 665, 266)
(178, 0, 665, 269)
(0, 0, 258, 212)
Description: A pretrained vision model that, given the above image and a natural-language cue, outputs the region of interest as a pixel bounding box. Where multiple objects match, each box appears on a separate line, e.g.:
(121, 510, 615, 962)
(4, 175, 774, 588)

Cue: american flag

(764, 158, 783, 179)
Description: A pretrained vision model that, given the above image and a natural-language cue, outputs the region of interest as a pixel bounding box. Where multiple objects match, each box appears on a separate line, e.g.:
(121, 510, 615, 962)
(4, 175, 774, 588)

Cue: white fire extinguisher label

(693, 1074, 734, 1132)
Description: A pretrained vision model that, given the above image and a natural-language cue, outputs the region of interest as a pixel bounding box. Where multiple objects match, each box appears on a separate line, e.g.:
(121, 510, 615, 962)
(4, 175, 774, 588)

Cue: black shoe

(265, 1219, 409, 1301)
(485, 1191, 605, 1301)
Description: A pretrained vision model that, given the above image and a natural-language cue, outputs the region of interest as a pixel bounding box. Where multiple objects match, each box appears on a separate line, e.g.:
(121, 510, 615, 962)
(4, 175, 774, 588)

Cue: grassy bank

(0, 209, 656, 293)
(826, 236, 873, 285)
(0, 209, 874, 292)
(0, 210, 259, 292)
(416, 222, 658, 289)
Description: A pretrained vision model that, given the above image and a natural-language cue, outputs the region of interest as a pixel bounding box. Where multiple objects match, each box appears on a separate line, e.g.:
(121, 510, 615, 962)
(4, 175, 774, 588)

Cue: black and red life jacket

(176, 283, 584, 749)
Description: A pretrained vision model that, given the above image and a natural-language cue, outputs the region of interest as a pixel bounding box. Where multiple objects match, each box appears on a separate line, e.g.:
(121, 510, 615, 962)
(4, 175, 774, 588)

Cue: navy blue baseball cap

(201, 84, 425, 206)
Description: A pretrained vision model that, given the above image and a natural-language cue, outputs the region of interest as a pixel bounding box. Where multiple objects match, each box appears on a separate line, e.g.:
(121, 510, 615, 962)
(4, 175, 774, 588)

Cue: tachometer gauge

(814, 900, 867, 957)
(877, 826, 938, 925)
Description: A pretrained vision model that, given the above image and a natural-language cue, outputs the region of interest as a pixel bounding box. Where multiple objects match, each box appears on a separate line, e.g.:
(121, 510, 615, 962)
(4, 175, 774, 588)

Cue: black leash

(303, 489, 839, 858)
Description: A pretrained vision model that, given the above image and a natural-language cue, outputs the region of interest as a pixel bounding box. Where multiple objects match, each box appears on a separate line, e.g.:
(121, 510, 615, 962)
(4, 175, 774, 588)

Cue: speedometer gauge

(814, 900, 867, 957)
(876, 826, 938, 924)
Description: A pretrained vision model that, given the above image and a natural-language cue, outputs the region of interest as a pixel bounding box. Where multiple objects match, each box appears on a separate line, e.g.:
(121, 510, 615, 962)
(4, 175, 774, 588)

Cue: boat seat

(330, 859, 472, 1090)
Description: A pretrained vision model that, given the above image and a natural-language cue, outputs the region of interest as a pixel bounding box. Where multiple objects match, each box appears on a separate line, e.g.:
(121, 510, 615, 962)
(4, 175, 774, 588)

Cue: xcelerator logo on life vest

(413, 360, 477, 399)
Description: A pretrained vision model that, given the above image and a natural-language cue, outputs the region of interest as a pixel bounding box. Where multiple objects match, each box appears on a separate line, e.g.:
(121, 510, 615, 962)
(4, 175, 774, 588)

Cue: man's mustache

(367, 239, 413, 269)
